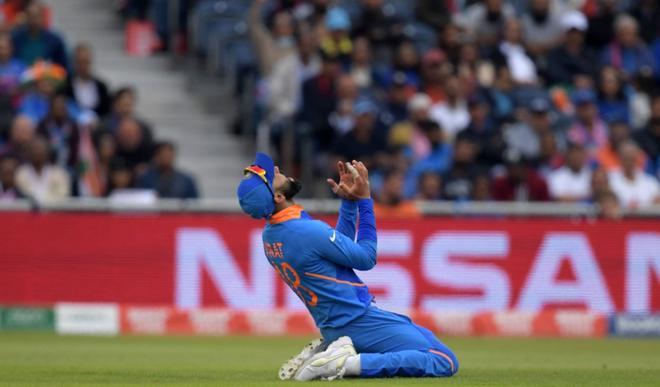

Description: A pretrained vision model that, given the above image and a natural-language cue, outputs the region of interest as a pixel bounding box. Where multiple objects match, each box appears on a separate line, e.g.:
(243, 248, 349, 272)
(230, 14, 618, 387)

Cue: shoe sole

(295, 346, 356, 382)
(278, 338, 324, 380)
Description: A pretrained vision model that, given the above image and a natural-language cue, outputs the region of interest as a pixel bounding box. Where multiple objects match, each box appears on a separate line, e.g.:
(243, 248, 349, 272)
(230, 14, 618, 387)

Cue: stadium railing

(1, 198, 659, 218)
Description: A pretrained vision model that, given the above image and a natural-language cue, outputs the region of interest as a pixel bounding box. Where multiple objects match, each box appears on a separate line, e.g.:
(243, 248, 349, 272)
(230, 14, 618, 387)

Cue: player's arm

(335, 199, 357, 239)
(327, 161, 362, 239)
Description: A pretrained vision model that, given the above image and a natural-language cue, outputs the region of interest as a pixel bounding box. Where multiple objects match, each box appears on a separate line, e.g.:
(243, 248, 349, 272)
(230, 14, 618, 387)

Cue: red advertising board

(1, 212, 659, 313)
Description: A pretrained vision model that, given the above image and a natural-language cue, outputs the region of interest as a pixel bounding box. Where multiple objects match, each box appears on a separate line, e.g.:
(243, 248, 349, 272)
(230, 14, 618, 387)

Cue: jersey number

(272, 262, 318, 308)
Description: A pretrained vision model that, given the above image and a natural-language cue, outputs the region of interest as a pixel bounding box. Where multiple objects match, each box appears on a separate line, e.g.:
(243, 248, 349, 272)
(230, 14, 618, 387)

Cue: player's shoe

(278, 338, 325, 380)
(293, 336, 356, 381)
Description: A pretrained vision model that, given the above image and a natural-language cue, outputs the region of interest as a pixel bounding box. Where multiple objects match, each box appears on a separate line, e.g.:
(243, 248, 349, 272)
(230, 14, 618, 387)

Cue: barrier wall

(2, 212, 659, 314)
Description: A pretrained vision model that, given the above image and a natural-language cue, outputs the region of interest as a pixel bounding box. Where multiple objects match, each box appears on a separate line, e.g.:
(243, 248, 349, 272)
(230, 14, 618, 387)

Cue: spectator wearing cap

(633, 117, 660, 176)
(353, 0, 405, 55)
(596, 66, 630, 124)
(430, 74, 470, 142)
(380, 71, 413, 127)
(521, 0, 564, 58)
(492, 150, 550, 202)
(567, 89, 609, 155)
(15, 137, 70, 203)
(64, 43, 111, 117)
(0, 155, 24, 201)
(596, 121, 647, 172)
(497, 18, 538, 85)
(37, 92, 80, 170)
(136, 141, 199, 199)
(299, 50, 341, 151)
(456, 94, 505, 168)
(545, 10, 597, 85)
(420, 48, 449, 103)
(11, 1, 67, 68)
(373, 169, 420, 219)
(608, 141, 660, 209)
(600, 14, 655, 78)
(504, 96, 558, 162)
(456, 0, 515, 52)
(320, 7, 352, 66)
(548, 144, 592, 202)
(331, 98, 387, 172)
(248, 0, 297, 77)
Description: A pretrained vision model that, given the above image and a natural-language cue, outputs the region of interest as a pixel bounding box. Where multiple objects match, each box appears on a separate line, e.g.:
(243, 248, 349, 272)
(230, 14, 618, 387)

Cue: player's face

(273, 166, 302, 201)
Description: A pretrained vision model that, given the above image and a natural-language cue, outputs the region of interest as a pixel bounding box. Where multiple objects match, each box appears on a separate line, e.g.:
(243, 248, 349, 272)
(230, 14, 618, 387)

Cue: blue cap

(572, 89, 596, 106)
(326, 7, 350, 31)
(237, 152, 276, 219)
(353, 98, 378, 115)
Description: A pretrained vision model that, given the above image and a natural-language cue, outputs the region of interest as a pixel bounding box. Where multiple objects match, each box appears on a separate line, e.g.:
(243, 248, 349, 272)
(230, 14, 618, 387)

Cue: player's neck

(274, 200, 296, 214)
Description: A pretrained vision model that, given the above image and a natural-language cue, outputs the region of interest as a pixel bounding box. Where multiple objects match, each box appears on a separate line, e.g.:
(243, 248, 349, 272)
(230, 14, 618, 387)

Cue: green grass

(1, 333, 659, 386)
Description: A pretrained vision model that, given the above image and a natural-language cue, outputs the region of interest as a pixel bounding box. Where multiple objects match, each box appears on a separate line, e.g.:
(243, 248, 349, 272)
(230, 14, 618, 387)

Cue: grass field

(1, 333, 660, 386)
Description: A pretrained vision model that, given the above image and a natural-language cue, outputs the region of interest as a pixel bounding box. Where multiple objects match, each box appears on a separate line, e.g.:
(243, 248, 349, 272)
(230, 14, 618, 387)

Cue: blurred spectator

(504, 96, 556, 162)
(136, 141, 199, 199)
(0, 32, 25, 116)
(37, 92, 79, 169)
(386, 40, 421, 89)
(497, 18, 538, 85)
(352, 0, 404, 54)
(536, 129, 564, 176)
(456, 0, 515, 51)
(1, 0, 53, 28)
(608, 141, 660, 209)
(456, 94, 505, 168)
(521, 0, 563, 58)
(106, 157, 133, 196)
(248, 0, 296, 77)
(299, 51, 341, 150)
(567, 89, 608, 155)
(93, 130, 116, 196)
(0, 154, 24, 200)
(416, 171, 442, 200)
(380, 72, 412, 127)
(472, 173, 492, 201)
(15, 137, 70, 203)
(101, 87, 152, 134)
(595, 190, 623, 219)
(404, 120, 452, 197)
(114, 117, 154, 171)
(596, 66, 630, 124)
(585, 0, 618, 50)
(18, 61, 66, 123)
(633, 116, 660, 175)
(600, 14, 654, 78)
(548, 144, 592, 202)
(320, 7, 352, 65)
(590, 167, 611, 200)
(373, 169, 420, 218)
(596, 121, 646, 172)
(429, 74, 469, 141)
(416, 0, 452, 31)
(11, 1, 67, 68)
(348, 36, 376, 91)
(545, 10, 595, 85)
(420, 49, 448, 103)
(630, 0, 660, 45)
(492, 150, 550, 201)
(1, 114, 35, 162)
(331, 98, 386, 171)
(389, 94, 435, 161)
(64, 43, 111, 117)
(441, 136, 481, 201)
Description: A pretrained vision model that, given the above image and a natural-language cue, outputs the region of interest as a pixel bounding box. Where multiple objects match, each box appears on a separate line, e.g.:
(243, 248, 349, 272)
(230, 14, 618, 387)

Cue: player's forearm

(335, 199, 358, 239)
(356, 199, 377, 266)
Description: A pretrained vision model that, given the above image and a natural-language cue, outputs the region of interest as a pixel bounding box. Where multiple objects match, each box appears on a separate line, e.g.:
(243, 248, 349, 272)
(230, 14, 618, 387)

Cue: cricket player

(237, 152, 458, 381)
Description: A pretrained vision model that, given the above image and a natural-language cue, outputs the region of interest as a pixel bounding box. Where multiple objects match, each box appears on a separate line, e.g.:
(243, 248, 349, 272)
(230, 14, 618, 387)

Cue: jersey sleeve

(310, 221, 377, 271)
(335, 199, 357, 239)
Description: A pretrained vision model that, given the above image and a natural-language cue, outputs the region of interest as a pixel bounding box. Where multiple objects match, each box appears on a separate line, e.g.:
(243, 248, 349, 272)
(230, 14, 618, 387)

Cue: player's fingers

(337, 161, 345, 175)
(338, 182, 351, 193)
(326, 179, 339, 193)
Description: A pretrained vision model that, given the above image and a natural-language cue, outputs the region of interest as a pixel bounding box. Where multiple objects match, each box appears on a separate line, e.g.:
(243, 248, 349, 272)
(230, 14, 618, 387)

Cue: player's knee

(429, 349, 459, 377)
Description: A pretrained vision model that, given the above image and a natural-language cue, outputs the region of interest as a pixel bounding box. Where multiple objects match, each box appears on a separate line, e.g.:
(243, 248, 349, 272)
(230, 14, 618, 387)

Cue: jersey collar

(268, 204, 305, 224)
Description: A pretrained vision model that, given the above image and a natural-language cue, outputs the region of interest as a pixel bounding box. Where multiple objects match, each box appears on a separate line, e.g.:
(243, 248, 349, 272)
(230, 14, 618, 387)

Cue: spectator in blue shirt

(600, 14, 654, 78)
(136, 141, 199, 199)
(11, 2, 68, 68)
(596, 66, 630, 124)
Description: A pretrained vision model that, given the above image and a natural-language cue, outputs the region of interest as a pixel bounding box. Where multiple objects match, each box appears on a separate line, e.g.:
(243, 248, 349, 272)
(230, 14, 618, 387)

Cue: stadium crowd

(0, 0, 198, 204)
(242, 0, 660, 217)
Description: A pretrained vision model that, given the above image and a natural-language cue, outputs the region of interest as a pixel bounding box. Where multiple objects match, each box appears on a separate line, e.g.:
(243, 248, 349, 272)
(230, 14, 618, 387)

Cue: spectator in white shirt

(609, 141, 660, 209)
(430, 75, 469, 141)
(15, 137, 70, 203)
(548, 144, 592, 201)
(499, 18, 538, 85)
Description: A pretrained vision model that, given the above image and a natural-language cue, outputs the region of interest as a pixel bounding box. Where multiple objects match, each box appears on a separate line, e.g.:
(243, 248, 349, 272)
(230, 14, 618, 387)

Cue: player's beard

(282, 178, 302, 200)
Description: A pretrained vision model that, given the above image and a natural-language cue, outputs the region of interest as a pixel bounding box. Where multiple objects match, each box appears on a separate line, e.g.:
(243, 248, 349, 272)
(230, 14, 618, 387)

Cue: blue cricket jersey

(262, 199, 378, 329)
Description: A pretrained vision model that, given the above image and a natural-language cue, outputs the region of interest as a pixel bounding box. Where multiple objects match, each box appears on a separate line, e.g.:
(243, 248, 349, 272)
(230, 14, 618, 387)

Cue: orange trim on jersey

(429, 349, 455, 372)
(269, 204, 305, 224)
(304, 272, 367, 287)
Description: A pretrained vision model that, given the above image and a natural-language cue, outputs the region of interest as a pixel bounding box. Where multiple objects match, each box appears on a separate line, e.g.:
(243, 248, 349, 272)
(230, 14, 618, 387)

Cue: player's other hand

(326, 160, 370, 200)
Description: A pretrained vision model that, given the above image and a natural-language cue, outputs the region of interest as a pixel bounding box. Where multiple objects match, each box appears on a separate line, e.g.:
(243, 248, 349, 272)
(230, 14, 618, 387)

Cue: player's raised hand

(349, 160, 371, 199)
(326, 161, 356, 199)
